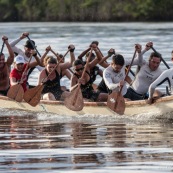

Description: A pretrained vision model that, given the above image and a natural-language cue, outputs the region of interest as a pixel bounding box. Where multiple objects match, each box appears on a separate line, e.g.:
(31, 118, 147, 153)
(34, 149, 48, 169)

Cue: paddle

(107, 49, 137, 115)
(151, 46, 170, 69)
(7, 55, 32, 102)
(64, 49, 93, 111)
(23, 49, 70, 107)
(26, 35, 41, 57)
(0, 41, 5, 54)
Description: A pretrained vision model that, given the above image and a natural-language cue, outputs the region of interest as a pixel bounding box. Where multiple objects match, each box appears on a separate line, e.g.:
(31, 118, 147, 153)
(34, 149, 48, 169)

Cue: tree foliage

(0, 0, 173, 22)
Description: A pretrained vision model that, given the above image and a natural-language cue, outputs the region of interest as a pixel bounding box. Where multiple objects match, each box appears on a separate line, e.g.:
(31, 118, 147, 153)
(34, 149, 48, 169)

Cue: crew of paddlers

(0, 32, 172, 104)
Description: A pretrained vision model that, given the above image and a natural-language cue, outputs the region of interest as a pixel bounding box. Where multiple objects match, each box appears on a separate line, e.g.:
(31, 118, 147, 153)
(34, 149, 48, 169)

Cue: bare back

(0, 63, 10, 90)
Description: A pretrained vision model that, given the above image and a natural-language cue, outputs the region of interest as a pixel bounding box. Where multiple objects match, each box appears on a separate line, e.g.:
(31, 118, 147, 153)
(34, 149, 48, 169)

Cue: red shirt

(10, 64, 28, 92)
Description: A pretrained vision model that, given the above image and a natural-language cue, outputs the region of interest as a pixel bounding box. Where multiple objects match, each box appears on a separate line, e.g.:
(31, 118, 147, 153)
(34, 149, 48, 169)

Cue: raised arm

(141, 41, 153, 55)
(9, 32, 29, 54)
(60, 44, 75, 70)
(99, 48, 115, 68)
(2, 36, 14, 66)
(40, 45, 51, 66)
(28, 50, 41, 68)
(87, 44, 102, 69)
(68, 44, 75, 65)
(126, 44, 143, 66)
(78, 47, 91, 61)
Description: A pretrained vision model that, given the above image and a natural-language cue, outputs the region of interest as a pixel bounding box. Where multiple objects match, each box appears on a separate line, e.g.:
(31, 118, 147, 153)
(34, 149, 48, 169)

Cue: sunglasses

(75, 67, 84, 72)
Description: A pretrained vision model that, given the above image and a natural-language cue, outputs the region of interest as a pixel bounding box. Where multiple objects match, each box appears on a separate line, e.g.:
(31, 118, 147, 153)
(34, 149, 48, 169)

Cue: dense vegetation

(1, 0, 173, 22)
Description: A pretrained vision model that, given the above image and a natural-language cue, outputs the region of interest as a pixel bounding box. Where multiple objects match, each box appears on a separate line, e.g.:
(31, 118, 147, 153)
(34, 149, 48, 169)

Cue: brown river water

(1, 22, 173, 172)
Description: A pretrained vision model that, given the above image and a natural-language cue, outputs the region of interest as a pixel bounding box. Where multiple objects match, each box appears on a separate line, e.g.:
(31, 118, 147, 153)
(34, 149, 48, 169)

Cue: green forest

(1, 0, 173, 22)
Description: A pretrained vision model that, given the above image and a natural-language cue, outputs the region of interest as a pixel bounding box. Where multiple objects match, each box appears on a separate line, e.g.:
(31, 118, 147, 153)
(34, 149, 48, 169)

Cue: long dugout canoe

(0, 95, 173, 116)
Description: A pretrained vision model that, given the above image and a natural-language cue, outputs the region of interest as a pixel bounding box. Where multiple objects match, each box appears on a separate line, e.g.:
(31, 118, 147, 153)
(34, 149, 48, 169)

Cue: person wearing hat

(9, 32, 43, 87)
(9, 53, 41, 92)
(0, 36, 14, 96)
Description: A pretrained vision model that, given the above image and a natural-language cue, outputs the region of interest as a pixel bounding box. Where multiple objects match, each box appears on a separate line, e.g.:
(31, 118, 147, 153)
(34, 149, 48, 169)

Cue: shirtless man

(0, 36, 14, 96)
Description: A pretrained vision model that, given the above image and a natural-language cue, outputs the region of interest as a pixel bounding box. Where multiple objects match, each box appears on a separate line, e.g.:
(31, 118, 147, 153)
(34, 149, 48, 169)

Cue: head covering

(24, 40, 35, 49)
(14, 55, 25, 64)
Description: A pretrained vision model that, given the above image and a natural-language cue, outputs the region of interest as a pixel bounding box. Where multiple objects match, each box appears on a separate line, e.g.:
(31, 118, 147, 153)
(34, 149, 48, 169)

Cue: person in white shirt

(103, 44, 142, 99)
(148, 52, 173, 104)
(125, 42, 163, 100)
(10, 32, 43, 87)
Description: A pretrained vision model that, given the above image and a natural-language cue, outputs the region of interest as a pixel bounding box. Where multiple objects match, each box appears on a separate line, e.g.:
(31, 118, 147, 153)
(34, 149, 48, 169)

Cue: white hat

(14, 55, 25, 64)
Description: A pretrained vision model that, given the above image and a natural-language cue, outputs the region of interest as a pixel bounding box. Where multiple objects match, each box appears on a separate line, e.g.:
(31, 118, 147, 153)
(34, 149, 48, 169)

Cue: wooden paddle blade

(7, 84, 24, 102)
(107, 91, 125, 115)
(64, 86, 84, 111)
(23, 85, 44, 107)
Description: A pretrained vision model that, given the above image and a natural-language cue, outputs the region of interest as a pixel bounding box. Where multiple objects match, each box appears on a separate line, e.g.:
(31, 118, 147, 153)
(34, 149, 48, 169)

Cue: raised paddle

(107, 49, 137, 115)
(64, 49, 93, 111)
(151, 46, 170, 69)
(0, 41, 5, 54)
(7, 55, 32, 102)
(23, 49, 70, 107)
(26, 35, 41, 57)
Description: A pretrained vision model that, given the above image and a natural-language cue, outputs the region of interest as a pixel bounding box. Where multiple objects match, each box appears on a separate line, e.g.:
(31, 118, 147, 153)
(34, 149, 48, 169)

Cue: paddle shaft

(26, 36, 41, 57)
(151, 47, 170, 69)
(71, 49, 93, 105)
(20, 55, 32, 83)
(126, 66, 135, 77)
(114, 50, 137, 109)
(51, 48, 75, 74)
(81, 49, 93, 79)
(0, 41, 5, 54)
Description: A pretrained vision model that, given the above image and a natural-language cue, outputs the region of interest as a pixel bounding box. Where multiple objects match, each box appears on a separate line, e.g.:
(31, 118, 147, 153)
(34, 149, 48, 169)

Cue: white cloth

(103, 52, 143, 95)
(148, 68, 173, 98)
(131, 49, 163, 94)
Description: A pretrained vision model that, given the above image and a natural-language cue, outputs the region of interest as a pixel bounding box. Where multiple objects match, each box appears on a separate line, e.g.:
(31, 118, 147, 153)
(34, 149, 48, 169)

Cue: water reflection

(1, 115, 173, 172)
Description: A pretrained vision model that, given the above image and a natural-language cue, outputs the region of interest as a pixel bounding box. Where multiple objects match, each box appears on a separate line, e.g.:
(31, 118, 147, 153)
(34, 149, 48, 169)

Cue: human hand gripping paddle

(7, 55, 32, 102)
(23, 49, 70, 107)
(107, 49, 137, 115)
(64, 49, 93, 111)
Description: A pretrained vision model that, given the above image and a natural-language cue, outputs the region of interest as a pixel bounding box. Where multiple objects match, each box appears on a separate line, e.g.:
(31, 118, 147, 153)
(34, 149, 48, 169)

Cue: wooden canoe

(0, 95, 173, 116)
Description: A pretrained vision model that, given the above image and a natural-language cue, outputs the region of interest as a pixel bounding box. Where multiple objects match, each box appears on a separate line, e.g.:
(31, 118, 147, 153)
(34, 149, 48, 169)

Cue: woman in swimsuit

(38, 45, 75, 100)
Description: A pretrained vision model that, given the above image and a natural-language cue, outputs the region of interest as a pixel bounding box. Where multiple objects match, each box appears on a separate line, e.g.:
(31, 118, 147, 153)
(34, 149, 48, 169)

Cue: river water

(0, 22, 173, 172)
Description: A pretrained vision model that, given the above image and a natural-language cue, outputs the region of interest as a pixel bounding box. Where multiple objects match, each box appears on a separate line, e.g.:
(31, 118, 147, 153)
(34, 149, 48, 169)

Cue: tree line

(1, 0, 173, 22)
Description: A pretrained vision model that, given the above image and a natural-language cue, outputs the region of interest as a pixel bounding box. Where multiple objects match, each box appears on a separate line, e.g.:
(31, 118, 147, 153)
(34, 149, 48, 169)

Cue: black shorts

(124, 87, 148, 101)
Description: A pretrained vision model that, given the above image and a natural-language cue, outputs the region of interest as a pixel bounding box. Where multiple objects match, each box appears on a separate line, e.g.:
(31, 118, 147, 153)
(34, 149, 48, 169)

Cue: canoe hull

(0, 95, 173, 116)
